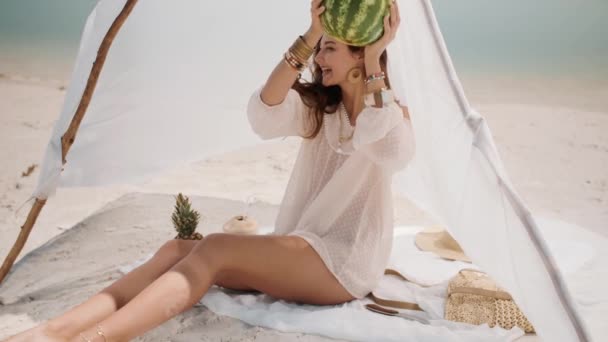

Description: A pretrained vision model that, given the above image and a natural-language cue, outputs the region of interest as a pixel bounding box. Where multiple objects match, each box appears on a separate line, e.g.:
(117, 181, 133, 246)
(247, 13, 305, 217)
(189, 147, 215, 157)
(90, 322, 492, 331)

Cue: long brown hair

(292, 42, 390, 140)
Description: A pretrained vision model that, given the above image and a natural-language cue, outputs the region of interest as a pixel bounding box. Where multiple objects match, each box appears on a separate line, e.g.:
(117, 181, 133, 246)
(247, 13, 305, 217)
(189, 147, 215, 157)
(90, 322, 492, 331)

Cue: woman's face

(314, 35, 364, 87)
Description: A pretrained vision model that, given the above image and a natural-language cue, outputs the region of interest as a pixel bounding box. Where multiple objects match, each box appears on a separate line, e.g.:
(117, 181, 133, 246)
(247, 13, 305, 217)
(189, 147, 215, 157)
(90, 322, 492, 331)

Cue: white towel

(119, 218, 595, 342)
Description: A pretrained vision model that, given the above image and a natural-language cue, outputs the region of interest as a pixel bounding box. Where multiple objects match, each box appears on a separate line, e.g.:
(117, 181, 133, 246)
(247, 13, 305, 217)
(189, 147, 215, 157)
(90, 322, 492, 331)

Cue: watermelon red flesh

(321, 0, 391, 47)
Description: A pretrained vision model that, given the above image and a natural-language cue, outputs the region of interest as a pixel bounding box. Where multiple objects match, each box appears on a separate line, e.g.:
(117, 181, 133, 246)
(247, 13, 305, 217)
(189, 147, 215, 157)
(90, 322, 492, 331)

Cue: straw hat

(415, 226, 471, 263)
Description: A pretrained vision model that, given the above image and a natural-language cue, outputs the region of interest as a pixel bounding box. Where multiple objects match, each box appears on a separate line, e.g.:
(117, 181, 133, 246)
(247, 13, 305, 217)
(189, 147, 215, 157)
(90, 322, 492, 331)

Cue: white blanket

(119, 217, 597, 342)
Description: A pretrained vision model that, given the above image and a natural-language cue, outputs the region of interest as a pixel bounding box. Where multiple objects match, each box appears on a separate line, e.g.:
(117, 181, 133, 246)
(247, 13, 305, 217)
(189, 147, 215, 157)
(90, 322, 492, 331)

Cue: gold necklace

(338, 102, 354, 144)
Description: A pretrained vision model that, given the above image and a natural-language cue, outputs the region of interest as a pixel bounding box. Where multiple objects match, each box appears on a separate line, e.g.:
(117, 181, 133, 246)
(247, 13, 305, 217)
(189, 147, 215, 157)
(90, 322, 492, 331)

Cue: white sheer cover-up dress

(247, 86, 416, 299)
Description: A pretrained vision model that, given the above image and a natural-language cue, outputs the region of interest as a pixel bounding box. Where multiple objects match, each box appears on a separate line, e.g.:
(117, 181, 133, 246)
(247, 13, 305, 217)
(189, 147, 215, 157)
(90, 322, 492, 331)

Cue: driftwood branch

(0, 0, 140, 285)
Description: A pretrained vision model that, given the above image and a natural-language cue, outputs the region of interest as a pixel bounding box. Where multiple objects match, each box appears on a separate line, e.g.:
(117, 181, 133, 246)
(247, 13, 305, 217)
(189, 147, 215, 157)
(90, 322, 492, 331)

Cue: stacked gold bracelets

(284, 35, 314, 73)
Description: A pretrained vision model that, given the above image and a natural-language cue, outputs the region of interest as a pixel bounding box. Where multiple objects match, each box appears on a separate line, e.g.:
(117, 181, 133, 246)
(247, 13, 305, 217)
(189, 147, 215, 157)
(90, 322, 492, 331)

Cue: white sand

(0, 72, 606, 340)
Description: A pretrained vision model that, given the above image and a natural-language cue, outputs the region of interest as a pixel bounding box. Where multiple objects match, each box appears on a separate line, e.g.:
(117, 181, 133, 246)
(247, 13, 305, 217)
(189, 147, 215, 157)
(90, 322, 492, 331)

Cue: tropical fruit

(172, 193, 204, 240)
(320, 0, 392, 46)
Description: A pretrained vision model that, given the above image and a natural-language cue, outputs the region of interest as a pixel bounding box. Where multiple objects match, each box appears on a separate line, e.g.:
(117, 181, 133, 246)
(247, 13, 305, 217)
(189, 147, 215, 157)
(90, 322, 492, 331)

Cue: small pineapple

(171, 193, 204, 240)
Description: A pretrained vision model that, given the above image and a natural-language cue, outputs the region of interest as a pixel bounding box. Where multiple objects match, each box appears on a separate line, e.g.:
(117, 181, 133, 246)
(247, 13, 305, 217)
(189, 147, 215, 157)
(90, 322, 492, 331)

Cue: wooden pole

(0, 0, 140, 285)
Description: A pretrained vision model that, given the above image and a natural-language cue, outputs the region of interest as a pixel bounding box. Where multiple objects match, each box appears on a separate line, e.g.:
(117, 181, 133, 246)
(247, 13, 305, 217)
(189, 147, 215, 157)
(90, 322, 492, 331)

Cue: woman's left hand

(365, 0, 400, 61)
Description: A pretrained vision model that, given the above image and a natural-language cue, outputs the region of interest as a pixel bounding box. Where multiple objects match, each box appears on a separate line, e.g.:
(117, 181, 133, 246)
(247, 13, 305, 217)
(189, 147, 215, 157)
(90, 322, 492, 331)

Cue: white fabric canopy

(31, 0, 590, 341)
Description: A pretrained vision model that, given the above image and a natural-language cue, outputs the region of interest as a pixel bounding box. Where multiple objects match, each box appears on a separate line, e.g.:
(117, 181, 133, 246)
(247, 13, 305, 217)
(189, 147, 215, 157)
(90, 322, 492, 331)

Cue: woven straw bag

(367, 268, 535, 333)
(445, 269, 535, 333)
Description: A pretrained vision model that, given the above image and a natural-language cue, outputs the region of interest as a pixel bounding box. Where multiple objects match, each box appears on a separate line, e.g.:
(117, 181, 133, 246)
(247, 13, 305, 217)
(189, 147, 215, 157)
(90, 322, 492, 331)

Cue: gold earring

(347, 67, 364, 84)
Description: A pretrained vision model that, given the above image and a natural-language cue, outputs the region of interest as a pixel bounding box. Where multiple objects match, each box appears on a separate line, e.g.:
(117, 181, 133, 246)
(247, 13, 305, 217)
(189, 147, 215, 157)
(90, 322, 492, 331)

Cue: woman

(5, 0, 413, 341)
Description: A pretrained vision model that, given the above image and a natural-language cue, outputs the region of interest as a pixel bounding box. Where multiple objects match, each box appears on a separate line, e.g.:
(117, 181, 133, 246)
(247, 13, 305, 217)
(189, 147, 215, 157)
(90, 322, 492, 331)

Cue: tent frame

(420, 2, 588, 340)
(0, 0, 140, 285)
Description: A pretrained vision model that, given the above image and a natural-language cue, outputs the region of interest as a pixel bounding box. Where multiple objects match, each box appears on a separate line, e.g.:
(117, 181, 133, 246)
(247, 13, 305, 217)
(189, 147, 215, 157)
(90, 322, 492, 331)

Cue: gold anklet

(79, 332, 92, 342)
(96, 324, 107, 342)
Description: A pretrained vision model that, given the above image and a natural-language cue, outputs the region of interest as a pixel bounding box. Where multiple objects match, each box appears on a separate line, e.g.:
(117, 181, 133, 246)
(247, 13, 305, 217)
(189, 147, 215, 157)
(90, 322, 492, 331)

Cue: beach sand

(0, 72, 606, 340)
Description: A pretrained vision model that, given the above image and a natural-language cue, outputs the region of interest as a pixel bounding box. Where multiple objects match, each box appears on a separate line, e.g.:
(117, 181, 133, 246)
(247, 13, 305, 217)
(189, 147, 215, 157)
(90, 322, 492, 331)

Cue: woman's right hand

(308, 0, 325, 38)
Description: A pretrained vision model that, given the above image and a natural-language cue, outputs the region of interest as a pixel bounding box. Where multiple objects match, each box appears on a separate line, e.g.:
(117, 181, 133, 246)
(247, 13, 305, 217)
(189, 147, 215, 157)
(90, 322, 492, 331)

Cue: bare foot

(2, 324, 68, 342)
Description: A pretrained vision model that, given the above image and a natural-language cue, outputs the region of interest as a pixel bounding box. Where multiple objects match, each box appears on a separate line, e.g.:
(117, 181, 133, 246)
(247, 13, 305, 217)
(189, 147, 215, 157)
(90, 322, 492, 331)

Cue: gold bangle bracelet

(283, 56, 298, 71)
(289, 48, 311, 64)
(283, 52, 305, 72)
(285, 51, 303, 68)
(287, 50, 307, 68)
(291, 39, 312, 54)
(293, 37, 313, 55)
(289, 38, 313, 63)
(298, 35, 315, 52)
(290, 49, 310, 64)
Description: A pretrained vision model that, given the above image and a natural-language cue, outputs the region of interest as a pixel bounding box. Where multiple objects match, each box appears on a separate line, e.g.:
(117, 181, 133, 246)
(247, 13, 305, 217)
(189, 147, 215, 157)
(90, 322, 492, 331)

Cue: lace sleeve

(247, 86, 310, 140)
(352, 103, 416, 173)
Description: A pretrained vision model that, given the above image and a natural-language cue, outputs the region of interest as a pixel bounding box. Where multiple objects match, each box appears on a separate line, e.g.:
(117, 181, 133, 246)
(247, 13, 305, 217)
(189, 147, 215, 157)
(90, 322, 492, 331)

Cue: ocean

(0, 0, 606, 81)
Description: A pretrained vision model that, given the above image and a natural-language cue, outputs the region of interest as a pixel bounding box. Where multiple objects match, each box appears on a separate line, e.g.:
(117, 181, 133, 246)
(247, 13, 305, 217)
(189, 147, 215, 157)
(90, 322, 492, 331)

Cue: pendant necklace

(338, 102, 354, 145)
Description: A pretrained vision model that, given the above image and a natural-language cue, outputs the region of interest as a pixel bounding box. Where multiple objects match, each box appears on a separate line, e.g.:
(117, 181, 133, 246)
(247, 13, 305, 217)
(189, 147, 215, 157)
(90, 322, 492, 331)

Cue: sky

(0, 0, 606, 79)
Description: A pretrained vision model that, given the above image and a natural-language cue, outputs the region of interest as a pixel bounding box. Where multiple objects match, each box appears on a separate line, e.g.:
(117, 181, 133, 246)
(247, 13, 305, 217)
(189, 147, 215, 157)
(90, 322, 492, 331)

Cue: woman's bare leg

(3, 239, 198, 341)
(72, 233, 355, 342)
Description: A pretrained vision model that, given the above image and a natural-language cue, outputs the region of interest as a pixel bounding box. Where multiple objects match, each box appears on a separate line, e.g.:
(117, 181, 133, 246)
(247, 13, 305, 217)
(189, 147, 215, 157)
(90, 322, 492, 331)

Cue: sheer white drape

(388, 2, 587, 341)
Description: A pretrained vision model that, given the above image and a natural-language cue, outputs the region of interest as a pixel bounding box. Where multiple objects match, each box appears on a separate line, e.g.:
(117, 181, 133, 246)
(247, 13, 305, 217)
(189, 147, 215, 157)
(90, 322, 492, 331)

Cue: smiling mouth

(321, 68, 333, 77)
